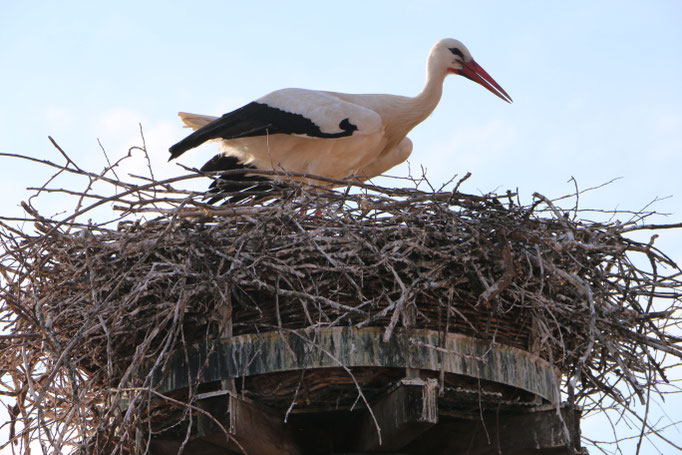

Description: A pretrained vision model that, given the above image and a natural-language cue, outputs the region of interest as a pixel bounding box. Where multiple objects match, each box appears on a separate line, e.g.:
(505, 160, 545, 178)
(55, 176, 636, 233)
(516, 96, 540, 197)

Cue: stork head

(431, 38, 512, 103)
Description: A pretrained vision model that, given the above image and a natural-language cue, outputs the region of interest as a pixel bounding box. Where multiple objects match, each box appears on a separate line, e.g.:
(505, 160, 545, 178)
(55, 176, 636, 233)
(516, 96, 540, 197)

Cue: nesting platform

(4, 166, 680, 454)
(149, 326, 580, 454)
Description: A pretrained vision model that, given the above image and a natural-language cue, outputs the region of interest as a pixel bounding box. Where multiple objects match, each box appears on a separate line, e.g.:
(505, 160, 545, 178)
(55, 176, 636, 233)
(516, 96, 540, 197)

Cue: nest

(1, 139, 682, 453)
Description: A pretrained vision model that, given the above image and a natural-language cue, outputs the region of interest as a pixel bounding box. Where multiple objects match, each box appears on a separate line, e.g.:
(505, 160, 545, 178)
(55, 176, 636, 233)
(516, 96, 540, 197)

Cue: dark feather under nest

(199, 155, 280, 204)
(1, 142, 681, 453)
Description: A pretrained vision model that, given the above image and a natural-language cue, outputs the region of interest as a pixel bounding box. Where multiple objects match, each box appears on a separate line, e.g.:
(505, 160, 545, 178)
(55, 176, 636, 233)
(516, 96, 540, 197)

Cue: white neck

(374, 55, 449, 145)
(403, 60, 448, 130)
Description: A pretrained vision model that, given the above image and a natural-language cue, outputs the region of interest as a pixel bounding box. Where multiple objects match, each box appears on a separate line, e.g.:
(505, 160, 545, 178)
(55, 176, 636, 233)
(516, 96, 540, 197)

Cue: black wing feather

(168, 101, 357, 160)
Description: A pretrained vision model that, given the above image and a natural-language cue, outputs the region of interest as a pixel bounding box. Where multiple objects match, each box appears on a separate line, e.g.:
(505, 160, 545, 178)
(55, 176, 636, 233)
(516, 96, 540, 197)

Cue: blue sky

(1, 1, 682, 452)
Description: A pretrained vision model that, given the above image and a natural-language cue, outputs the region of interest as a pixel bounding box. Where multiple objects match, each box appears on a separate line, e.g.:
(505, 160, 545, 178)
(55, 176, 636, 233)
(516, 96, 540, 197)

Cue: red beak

(452, 59, 512, 103)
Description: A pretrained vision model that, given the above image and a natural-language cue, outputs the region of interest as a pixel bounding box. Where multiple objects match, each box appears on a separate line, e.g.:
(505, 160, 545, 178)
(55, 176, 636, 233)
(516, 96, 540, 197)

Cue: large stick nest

(1, 139, 681, 453)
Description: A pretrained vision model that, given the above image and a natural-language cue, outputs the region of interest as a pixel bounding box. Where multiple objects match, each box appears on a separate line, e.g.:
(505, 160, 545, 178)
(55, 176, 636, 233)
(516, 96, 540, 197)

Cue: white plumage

(169, 38, 511, 188)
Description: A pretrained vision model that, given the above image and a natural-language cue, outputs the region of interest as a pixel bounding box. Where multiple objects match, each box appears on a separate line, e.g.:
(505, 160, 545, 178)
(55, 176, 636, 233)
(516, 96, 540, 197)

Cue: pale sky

(1, 1, 682, 453)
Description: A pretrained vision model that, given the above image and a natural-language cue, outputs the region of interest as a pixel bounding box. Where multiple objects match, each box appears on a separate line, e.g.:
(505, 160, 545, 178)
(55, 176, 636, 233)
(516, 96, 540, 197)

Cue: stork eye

(449, 47, 464, 59)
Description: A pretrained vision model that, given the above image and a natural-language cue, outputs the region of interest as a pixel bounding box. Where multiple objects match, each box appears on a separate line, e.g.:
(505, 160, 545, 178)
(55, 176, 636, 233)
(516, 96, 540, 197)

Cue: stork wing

(169, 88, 382, 160)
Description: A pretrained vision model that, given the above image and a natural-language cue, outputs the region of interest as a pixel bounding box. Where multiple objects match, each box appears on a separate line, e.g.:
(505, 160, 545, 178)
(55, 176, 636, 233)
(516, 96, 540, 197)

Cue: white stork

(169, 38, 511, 194)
